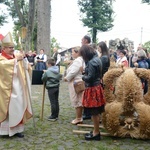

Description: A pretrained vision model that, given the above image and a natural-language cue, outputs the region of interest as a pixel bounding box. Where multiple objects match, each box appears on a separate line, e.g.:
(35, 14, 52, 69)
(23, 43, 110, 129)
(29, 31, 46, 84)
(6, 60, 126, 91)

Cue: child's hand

(43, 70, 46, 72)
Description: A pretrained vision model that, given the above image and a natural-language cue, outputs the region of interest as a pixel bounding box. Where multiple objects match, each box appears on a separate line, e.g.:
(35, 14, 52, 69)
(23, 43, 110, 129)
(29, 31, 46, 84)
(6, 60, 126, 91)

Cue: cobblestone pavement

(0, 81, 150, 150)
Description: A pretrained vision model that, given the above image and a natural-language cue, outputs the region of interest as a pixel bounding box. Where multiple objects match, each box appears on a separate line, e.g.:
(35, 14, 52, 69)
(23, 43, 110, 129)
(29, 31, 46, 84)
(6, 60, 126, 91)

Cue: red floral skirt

(82, 84, 105, 108)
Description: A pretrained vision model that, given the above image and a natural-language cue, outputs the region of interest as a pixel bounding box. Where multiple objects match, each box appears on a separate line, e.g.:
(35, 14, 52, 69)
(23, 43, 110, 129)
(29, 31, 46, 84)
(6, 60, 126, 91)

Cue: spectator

(26, 50, 36, 67)
(81, 35, 91, 45)
(52, 47, 61, 71)
(64, 47, 84, 125)
(81, 35, 92, 120)
(134, 50, 149, 94)
(79, 45, 105, 141)
(35, 49, 47, 71)
(98, 41, 110, 77)
(116, 50, 128, 67)
(42, 58, 62, 121)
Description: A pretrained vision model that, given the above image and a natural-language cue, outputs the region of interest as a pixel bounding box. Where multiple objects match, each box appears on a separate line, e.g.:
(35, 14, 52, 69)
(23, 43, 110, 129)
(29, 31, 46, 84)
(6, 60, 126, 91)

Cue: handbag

(74, 80, 85, 94)
(73, 58, 85, 94)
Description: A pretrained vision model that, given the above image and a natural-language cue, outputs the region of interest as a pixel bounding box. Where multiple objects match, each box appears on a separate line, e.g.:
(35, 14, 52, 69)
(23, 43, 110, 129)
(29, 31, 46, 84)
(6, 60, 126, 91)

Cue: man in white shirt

(52, 47, 61, 71)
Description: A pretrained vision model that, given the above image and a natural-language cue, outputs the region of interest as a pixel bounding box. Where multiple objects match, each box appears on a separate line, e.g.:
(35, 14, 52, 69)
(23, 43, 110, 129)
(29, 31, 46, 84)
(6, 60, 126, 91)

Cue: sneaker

(48, 116, 57, 121)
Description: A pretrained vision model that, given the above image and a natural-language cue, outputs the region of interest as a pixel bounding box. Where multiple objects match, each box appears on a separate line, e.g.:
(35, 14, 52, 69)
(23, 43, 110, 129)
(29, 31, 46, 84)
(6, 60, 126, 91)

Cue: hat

(1, 32, 14, 47)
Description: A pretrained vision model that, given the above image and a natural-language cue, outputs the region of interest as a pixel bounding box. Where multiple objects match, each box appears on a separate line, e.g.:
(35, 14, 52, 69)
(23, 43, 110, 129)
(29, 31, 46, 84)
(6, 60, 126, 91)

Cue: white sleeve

(65, 59, 82, 81)
(56, 53, 61, 65)
(43, 54, 47, 62)
(14, 59, 18, 74)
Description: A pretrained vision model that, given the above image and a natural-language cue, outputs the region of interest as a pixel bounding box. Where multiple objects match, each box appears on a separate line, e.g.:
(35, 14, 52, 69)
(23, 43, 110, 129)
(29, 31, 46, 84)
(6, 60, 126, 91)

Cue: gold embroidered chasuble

(0, 55, 32, 124)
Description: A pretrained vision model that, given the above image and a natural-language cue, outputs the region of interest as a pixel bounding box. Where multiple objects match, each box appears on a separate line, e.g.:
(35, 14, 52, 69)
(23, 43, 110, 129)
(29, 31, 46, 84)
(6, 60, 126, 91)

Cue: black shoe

(85, 131, 93, 136)
(48, 116, 58, 121)
(15, 133, 24, 138)
(82, 115, 91, 120)
(85, 133, 101, 141)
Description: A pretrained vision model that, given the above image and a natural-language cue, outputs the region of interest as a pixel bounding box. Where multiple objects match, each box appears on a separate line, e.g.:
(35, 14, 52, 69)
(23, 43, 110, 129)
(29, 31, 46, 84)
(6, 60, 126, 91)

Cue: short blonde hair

(137, 50, 147, 58)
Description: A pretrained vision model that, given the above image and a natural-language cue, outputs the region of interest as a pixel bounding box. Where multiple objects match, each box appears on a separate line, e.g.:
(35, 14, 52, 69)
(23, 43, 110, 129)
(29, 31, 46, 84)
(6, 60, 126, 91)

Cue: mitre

(1, 32, 14, 47)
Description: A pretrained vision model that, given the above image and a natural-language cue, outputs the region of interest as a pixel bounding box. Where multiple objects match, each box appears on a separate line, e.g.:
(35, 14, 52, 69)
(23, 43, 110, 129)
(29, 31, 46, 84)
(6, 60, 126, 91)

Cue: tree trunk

(13, 0, 26, 26)
(26, 0, 36, 51)
(92, 28, 97, 43)
(37, 0, 51, 58)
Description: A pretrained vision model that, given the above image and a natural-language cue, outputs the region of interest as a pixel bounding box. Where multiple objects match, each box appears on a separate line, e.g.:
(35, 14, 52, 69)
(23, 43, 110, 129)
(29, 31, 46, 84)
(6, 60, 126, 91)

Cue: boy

(42, 58, 62, 121)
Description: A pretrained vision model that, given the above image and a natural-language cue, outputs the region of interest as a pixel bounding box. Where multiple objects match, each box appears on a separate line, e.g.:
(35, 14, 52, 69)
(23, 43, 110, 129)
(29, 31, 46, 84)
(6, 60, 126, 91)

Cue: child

(42, 58, 62, 121)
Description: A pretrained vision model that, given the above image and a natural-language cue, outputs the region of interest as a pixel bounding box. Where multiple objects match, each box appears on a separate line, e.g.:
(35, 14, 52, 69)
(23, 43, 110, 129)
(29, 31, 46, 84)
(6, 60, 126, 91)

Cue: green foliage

(13, 24, 22, 50)
(143, 41, 150, 52)
(50, 37, 60, 55)
(0, 0, 29, 47)
(78, 0, 114, 43)
(0, 3, 8, 26)
(141, 0, 150, 4)
(4, 0, 28, 26)
(0, 14, 7, 26)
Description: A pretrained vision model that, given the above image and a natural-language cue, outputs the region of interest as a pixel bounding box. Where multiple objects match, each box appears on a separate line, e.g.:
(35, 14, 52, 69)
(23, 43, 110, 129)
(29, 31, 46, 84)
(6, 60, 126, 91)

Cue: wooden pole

(77, 124, 104, 129)
(73, 130, 110, 136)
(40, 83, 46, 120)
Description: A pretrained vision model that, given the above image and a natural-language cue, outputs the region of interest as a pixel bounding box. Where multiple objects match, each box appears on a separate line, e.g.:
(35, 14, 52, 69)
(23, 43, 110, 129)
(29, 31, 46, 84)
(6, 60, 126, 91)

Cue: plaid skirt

(82, 84, 105, 108)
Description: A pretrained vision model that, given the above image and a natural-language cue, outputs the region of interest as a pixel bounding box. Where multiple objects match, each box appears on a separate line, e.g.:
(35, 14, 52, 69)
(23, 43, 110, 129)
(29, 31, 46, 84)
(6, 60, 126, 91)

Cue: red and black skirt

(82, 84, 105, 115)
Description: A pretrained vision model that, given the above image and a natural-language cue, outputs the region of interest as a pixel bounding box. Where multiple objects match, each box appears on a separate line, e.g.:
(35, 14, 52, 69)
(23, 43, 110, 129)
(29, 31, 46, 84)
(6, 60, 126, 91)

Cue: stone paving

(0, 81, 150, 150)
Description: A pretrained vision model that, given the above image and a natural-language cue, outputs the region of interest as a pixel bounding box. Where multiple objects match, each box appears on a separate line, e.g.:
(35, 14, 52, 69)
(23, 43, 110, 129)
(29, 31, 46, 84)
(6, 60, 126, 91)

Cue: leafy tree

(0, 14, 7, 26)
(1, 0, 36, 51)
(78, 0, 114, 43)
(0, 2, 8, 26)
(50, 37, 60, 55)
(143, 41, 150, 52)
(141, 0, 150, 4)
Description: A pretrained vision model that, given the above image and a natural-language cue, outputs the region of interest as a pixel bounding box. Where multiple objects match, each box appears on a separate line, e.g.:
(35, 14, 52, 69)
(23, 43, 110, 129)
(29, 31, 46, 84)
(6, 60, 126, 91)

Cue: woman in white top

(35, 49, 47, 71)
(64, 46, 84, 125)
(116, 50, 128, 67)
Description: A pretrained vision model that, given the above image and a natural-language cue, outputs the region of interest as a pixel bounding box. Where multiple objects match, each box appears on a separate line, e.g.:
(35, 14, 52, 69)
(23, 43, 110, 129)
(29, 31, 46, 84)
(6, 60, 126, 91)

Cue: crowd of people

(0, 32, 149, 141)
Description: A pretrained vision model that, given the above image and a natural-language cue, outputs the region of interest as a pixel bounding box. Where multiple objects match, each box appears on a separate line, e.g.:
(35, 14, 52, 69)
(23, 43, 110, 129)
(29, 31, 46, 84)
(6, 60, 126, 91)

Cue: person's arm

(41, 71, 47, 82)
(82, 63, 95, 82)
(65, 59, 81, 81)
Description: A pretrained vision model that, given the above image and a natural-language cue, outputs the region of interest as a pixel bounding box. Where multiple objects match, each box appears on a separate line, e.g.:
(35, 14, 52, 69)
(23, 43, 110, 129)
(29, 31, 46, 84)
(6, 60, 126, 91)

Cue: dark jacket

(100, 55, 110, 77)
(82, 56, 102, 87)
(137, 59, 149, 69)
(137, 59, 149, 94)
(42, 66, 61, 89)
